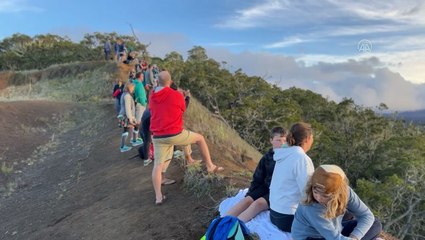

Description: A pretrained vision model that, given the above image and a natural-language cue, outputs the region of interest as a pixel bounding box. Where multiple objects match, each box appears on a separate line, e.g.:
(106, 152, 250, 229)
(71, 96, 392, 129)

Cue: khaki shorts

(153, 129, 196, 165)
(135, 104, 146, 124)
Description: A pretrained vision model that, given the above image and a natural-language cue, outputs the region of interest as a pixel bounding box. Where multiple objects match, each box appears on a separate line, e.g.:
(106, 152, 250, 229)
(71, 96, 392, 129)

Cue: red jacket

(149, 87, 186, 136)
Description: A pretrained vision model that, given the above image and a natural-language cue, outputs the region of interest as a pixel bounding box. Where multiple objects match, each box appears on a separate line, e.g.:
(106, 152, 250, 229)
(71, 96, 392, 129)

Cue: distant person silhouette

(104, 40, 111, 60)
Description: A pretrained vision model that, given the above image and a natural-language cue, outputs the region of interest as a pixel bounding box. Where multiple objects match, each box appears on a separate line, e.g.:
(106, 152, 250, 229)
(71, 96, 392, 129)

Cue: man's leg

(152, 162, 164, 203)
(190, 132, 223, 172)
(161, 160, 175, 185)
(152, 137, 174, 204)
(183, 145, 195, 164)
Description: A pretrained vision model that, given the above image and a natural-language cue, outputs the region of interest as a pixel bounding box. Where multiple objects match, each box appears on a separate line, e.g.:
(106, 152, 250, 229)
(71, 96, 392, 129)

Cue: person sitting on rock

(291, 165, 382, 240)
(225, 126, 287, 222)
(269, 122, 315, 232)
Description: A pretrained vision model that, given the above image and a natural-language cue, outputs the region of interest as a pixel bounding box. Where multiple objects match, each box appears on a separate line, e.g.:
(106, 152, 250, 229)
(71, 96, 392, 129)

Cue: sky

(1, 0, 425, 111)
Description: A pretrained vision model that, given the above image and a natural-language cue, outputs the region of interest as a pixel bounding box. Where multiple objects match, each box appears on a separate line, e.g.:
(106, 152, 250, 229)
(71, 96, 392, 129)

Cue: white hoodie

(269, 146, 314, 214)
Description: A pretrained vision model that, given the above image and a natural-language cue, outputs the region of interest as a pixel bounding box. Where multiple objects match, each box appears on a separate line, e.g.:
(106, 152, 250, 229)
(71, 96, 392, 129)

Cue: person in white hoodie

(269, 122, 315, 232)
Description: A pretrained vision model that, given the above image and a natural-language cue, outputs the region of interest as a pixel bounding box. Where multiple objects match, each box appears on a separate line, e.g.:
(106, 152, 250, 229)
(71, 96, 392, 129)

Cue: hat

(311, 165, 346, 194)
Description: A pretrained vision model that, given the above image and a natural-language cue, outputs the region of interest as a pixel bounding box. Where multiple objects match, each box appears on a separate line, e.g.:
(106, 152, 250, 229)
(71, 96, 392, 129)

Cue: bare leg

(238, 197, 269, 222)
(183, 145, 195, 164)
(225, 196, 254, 218)
(190, 132, 222, 172)
(152, 162, 165, 203)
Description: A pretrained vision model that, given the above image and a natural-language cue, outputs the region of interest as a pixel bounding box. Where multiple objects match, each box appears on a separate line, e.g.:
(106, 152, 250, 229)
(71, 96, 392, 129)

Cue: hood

(150, 87, 172, 104)
(273, 146, 303, 163)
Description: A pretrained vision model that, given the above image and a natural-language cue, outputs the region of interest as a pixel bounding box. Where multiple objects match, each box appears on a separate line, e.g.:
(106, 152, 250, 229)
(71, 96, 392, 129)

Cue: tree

(187, 46, 208, 62)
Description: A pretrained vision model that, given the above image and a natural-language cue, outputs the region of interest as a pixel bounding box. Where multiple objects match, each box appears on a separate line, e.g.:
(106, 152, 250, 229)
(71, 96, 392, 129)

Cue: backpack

(201, 216, 253, 240)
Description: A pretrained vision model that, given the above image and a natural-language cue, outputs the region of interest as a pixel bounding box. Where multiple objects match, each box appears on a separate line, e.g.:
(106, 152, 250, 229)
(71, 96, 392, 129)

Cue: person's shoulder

(263, 148, 275, 159)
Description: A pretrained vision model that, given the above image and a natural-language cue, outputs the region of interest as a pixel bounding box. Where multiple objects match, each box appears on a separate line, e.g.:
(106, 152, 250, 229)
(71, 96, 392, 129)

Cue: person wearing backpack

(117, 82, 143, 152)
(112, 79, 124, 115)
(269, 122, 315, 232)
(225, 127, 287, 222)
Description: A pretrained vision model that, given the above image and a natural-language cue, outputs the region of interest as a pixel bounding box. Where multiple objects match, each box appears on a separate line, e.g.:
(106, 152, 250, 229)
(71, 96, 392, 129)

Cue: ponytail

(286, 122, 312, 147)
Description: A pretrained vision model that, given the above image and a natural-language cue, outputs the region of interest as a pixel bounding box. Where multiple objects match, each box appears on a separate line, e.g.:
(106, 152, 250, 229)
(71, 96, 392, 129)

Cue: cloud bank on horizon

(1, 0, 425, 110)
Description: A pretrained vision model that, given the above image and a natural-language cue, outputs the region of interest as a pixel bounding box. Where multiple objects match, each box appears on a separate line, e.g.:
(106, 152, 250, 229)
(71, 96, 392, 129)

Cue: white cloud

(264, 36, 314, 49)
(215, 0, 288, 29)
(137, 32, 192, 58)
(217, 0, 425, 30)
(328, 0, 425, 24)
(206, 47, 425, 111)
(297, 49, 425, 84)
(0, 0, 43, 13)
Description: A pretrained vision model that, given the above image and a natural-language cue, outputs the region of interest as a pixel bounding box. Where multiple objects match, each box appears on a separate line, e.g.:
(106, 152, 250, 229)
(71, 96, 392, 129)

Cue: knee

(252, 198, 268, 210)
(193, 133, 205, 143)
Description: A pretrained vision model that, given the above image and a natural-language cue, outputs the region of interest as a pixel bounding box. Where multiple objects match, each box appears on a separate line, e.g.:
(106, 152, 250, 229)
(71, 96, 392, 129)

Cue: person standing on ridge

(104, 40, 111, 60)
(149, 71, 224, 205)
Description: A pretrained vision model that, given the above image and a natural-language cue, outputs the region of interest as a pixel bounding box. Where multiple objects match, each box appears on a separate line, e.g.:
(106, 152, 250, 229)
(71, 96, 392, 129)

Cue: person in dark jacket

(225, 127, 287, 222)
(104, 40, 111, 60)
(112, 79, 124, 115)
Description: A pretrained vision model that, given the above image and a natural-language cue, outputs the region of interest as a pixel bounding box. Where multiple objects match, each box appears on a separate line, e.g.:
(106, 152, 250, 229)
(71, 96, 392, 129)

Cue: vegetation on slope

(159, 46, 424, 240)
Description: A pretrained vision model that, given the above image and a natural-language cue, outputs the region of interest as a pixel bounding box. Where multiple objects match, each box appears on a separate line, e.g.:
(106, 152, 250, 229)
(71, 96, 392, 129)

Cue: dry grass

(0, 62, 117, 102)
(184, 98, 262, 166)
(183, 163, 224, 199)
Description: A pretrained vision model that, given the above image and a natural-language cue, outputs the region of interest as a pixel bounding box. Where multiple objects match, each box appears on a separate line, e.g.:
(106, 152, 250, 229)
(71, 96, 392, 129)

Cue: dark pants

(342, 218, 382, 240)
(139, 116, 151, 160)
(270, 209, 294, 232)
(104, 50, 111, 60)
(307, 218, 382, 240)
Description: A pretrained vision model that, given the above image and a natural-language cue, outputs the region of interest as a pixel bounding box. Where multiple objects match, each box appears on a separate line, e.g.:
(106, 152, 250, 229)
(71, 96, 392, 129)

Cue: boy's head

(269, 126, 286, 149)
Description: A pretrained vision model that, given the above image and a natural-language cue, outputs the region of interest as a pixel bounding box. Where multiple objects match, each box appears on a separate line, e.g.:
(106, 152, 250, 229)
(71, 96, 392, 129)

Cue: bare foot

(207, 165, 224, 174)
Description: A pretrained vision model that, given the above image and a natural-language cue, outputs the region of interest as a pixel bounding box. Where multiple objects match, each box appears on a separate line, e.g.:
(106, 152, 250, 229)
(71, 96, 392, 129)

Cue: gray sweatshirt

(119, 92, 136, 123)
(291, 187, 375, 240)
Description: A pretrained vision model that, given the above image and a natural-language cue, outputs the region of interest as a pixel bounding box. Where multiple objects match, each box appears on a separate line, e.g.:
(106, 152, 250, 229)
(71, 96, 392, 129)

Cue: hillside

(0, 62, 261, 240)
(397, 109, 425, 124)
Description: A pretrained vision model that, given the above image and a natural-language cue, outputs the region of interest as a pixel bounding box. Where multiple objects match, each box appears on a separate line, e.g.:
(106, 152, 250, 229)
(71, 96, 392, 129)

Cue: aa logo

(358, 39, 372, 53)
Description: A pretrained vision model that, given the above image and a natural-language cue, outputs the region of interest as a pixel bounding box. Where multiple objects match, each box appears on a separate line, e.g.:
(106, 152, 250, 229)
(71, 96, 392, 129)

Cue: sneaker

(120, 145, 132, 153)
(143, 159, 152, 166)
(173, 150, 184, 158)
(131, 139, 143, 147)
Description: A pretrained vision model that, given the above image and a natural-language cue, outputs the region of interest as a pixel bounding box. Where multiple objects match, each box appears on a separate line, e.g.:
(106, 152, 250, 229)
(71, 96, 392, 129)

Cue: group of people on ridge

(223, 123, 382, 239)
(110, 44, 382, 239)
(112, 60, 224, 208)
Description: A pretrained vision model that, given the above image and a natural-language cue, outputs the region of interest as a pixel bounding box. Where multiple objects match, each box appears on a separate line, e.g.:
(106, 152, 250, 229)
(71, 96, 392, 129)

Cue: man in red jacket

(150, 71, 224, 205)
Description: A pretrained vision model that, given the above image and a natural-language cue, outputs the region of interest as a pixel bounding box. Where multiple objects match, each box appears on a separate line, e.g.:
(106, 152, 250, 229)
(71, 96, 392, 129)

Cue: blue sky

(1, 0, 425, 110)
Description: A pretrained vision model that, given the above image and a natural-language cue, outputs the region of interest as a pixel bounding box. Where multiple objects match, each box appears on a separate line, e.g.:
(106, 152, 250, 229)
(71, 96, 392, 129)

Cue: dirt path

(0, 101, 218, 240)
